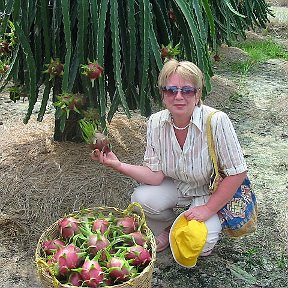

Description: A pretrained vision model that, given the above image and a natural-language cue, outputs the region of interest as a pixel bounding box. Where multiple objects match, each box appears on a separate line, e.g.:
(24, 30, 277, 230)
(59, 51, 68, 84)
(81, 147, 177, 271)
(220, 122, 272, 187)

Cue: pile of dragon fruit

(40, 210, 153, 287)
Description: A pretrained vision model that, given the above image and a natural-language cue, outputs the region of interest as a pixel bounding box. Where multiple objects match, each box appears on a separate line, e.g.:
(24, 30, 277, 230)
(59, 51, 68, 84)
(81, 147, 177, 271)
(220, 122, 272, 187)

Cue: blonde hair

(158, 59, 204, 106)
(158, 59, 204, 87)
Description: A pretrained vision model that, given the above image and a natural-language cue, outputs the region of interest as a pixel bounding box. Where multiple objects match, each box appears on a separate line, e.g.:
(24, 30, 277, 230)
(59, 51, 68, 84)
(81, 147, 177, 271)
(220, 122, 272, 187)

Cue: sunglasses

(162, 86, 199, 97)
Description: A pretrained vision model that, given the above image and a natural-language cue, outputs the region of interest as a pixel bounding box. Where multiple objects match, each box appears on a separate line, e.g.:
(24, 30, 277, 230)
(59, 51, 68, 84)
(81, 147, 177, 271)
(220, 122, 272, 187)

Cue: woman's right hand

(91, 149, 121, 170)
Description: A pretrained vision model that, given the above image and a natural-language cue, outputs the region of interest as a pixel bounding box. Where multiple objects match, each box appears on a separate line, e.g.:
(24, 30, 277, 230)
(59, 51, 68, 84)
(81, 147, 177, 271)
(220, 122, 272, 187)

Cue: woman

(91, 59, 247, 255)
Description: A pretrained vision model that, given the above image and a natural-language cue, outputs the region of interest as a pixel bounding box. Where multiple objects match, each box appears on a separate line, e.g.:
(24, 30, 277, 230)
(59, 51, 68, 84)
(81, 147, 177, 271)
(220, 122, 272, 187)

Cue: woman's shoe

(155, 230, 170, 252)
(200, 249, 213, 256)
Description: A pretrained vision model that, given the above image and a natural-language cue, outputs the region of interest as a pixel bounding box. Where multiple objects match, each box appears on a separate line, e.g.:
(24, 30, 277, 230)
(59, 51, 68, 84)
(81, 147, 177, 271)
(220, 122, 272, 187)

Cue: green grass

(227, 39, 288, 75)
(235, 39, 288, 62)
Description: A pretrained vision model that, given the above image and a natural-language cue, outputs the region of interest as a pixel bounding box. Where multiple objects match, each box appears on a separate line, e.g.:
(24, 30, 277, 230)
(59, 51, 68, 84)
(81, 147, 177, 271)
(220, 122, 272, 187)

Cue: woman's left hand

(184, 205, 214, 222)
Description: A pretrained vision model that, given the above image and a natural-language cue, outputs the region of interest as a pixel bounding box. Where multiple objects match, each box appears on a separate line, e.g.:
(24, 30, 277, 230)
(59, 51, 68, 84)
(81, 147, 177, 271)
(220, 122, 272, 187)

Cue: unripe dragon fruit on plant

(43, 58, 64, 79)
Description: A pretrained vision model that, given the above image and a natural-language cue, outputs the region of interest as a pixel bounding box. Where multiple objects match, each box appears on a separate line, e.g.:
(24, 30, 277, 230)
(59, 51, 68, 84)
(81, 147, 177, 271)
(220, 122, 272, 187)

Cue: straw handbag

(35, 202, 156, 288)
(207, 111, 257, 238)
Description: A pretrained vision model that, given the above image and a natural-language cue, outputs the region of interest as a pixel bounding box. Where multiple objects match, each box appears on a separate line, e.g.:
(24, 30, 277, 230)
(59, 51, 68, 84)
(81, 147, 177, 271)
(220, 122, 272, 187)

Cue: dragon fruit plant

(39, 208, 153, 287)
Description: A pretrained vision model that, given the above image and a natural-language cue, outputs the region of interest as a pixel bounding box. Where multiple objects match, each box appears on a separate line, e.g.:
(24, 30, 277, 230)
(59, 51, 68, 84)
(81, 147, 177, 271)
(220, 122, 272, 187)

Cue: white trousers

(131, 178, 222, 253)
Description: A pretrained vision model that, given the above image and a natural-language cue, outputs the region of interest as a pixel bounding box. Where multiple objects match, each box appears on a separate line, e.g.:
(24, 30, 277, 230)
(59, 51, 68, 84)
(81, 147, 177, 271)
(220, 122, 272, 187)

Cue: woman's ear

(196, 90, 202, 106)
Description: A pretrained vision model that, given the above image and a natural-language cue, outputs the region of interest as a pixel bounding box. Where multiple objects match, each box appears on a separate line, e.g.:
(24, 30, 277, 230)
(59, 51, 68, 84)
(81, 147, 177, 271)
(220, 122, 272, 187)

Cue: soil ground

(0, 3, 287, 288)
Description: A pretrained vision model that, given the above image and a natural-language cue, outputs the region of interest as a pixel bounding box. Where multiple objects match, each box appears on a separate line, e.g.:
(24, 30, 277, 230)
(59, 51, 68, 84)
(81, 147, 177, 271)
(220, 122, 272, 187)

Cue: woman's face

(162, 73, 201, 119)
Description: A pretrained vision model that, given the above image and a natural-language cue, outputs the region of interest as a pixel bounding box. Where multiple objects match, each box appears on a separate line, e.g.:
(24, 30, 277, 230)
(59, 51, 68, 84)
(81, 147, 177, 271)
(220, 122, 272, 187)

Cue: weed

(234, 39, 288, 62)
(229, 60, 255, 75)
(277, 252, 287, 269)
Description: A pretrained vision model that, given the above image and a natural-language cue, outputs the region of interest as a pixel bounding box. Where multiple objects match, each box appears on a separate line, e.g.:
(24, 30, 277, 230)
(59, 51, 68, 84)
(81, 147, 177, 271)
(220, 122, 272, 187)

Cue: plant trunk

(54, 112, 83, 142)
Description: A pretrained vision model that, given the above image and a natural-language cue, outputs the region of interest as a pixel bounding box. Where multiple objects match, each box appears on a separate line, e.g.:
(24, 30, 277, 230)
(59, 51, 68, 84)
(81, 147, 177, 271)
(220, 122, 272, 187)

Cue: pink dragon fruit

(42, 239, 65, 255)
(68, 272, 83, 287)
(52, 244, 82, 276)
(127, 231, 147, 246)
(58, 216, 80, 239)
(87, 233, 110, 257)
(92, 219, 110, 234)
(106, 256, 131, 282)
(116, 216, 138, 234)
(80, 258, 104, 287)
(125, 245, 152, 266)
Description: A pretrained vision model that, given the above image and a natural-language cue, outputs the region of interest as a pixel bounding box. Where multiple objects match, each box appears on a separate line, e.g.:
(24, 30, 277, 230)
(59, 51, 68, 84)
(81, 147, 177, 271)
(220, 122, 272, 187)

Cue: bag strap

(207, 111, 221, 191)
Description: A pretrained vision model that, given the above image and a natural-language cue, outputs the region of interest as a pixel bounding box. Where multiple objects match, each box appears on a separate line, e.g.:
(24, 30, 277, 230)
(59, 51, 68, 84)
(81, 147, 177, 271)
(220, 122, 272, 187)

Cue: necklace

(171, 118, 190, 130)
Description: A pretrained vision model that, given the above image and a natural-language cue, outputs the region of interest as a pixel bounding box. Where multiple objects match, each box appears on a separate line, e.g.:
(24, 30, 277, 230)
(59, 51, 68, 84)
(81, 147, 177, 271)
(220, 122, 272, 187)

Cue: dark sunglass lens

(165, 86, 178, 95)
(182, 87, 196, 95)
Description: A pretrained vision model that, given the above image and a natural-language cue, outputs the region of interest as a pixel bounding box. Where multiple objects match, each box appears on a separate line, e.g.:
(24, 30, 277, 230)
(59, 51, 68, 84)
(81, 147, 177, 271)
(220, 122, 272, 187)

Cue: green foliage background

(0, 0, 272, 140)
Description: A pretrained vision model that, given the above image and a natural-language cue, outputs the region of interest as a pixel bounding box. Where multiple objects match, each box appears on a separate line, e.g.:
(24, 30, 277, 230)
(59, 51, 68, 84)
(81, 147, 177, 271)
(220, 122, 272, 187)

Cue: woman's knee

(131, 185, 161, 214)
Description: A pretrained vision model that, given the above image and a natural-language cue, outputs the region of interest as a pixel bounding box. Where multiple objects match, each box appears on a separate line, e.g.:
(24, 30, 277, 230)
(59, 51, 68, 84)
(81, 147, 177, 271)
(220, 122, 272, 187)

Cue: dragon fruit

(52, 244, 82, 276)
(87, 233, 110, 257)
(80, 258, 104, 287)
(81, 61, 103, 87)
(106, 256, 131, 282)
(125, 245, 152, 266)
(127, 231, 147, 246)
(116, 216, 138, 234)
(68, 272, 83, 287)
(92, 219, 110, 234)
(58, 216, 80, 239)
(42, 239, 65, 255)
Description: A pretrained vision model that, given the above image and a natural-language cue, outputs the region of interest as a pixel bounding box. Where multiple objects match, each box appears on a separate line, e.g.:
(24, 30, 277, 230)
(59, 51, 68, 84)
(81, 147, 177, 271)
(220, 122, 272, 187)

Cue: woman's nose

(174, 90, 184, 99)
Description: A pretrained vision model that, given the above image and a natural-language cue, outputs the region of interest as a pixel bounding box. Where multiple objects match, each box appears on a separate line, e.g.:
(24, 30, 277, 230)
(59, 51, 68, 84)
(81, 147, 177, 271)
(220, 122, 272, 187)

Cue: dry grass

(0, 113, 147, 250)
(1, 12, 287, 285)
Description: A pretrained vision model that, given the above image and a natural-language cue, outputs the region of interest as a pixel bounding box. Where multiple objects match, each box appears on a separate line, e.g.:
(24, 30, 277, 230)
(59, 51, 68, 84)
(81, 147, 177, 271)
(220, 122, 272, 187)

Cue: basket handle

(36, 258, 60, 288)
(123, 202, 147, 230)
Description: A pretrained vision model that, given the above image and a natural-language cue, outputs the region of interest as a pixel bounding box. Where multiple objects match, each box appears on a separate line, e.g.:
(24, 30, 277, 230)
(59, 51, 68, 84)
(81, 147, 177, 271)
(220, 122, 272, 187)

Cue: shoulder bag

(207, 111, 257, 238)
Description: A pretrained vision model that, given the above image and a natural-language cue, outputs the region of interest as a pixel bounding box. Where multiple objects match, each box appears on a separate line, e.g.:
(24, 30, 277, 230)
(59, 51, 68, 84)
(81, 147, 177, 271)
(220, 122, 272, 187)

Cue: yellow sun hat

(169, 212, 208, 268)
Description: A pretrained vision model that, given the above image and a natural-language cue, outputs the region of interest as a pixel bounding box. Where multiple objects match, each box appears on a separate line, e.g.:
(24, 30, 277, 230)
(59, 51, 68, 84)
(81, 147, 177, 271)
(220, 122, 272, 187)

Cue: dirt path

(1, 6, 287, 288)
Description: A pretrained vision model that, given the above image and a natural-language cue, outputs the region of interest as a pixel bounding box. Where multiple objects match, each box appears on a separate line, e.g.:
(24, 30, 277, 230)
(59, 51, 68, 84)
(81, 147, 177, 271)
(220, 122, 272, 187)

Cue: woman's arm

(205, 171, 247, 213)
(91, 149, 165, 185)
(185, 171, 247, 222)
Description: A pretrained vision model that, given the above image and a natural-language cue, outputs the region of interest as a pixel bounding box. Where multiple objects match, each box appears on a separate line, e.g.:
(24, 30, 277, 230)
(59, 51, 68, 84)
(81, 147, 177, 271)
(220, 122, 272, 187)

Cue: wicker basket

(35, 203, 156, 288)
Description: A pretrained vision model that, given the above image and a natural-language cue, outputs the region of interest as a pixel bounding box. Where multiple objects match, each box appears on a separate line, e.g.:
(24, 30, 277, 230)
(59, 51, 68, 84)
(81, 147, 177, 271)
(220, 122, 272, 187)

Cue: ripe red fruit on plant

(116, 216, 139, 234)
(80, 258, 104, 287)
(125, 245, 152, 266)
(58, 217, 80, 239)
(42, 239, 65, 255)
(81, 61, 104, 88)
